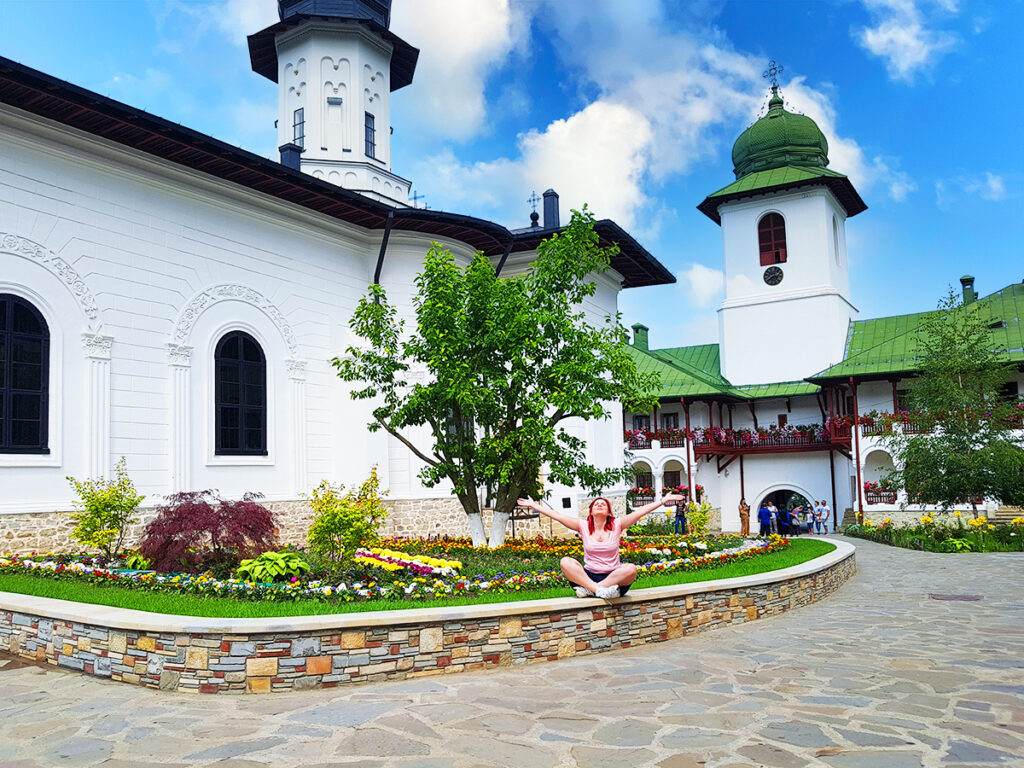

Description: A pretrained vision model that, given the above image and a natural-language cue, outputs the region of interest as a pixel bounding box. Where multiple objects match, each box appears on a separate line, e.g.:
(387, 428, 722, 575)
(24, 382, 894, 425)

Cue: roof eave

(697, 175, 868, 225)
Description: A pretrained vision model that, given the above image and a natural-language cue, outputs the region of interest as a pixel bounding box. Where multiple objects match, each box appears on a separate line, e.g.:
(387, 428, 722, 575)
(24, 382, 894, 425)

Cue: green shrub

(306, 468, 388, 564)
(236, 550, 311, 583)
(938, 538, 974, 552)
(123, 552, 151, 570)
(65, 458, 144, 558)
(686, 499, 713, 537)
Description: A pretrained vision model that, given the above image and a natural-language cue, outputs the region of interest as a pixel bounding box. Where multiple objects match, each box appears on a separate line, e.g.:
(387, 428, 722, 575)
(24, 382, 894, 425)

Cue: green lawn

(0, 538, 835, 619)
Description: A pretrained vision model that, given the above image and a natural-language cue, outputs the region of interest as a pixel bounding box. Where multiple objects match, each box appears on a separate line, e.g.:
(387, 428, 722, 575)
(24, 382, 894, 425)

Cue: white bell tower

(248, 0, 418, 206)
(698, 78, 867, 386)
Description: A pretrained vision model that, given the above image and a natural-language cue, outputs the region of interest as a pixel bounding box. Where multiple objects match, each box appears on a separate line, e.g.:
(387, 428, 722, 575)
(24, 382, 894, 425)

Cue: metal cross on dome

(528, 190, 541, 213)
(763, 60, 784, 88)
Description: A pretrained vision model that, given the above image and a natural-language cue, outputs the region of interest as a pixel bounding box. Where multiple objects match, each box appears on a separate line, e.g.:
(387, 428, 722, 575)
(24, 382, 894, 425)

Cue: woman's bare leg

(594, 563, 638, 589)
(560, 557, 602, 593)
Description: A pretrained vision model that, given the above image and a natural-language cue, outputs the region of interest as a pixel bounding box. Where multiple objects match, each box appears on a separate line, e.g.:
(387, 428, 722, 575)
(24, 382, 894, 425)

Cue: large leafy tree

(884, 289, 1024, 514)
(334, 209, 658, 547)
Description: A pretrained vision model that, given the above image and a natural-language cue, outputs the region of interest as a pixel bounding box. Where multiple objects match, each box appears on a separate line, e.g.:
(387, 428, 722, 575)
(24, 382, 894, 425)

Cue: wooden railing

(865, 490, 898, 505)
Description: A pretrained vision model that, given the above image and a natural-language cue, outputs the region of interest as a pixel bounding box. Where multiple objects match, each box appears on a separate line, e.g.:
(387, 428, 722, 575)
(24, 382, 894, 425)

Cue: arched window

(0, 294, 49, 453)
(833, 215, 842, 266)
(758, 212, 787, 266)
(215, 331, 267, 455)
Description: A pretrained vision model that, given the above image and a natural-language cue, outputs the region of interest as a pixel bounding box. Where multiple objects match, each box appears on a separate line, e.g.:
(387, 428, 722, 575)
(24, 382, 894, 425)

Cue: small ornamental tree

(306, 468, 388, 564)
(65, 457, 144, 558)
(139, 491, 277, 574)
(334, 209, 659, 547)
(883, 289, 1024, 513)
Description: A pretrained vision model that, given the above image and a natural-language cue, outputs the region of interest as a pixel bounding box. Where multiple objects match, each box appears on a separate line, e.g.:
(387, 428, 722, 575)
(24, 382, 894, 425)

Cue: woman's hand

(662, 493, 686, 506)
(517, 497, 538, 510)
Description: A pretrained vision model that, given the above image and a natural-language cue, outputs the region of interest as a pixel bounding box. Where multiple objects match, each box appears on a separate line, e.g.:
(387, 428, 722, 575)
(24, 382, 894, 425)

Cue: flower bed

(1, 534, 787, 607)
(846, 515, 1024, 553)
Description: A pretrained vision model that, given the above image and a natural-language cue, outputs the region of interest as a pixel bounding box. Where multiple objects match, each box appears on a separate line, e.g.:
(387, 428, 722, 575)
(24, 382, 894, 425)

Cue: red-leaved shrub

(139, 491, 278, 574)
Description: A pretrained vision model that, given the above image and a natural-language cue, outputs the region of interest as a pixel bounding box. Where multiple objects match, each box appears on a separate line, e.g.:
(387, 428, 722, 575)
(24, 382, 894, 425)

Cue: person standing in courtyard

(820, 500, 831, 534)
(757, 502, 772, 536)
(517, 493, 686, 599)
(778, 504, 791, 536)
(768, 501, 779, 534)
(674, 498, 688, 535)
(738, 497, 750, 536)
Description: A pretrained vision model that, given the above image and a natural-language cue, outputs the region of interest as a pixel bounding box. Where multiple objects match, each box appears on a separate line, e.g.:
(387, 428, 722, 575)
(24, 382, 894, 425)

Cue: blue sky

(1, 0, 1021, 349)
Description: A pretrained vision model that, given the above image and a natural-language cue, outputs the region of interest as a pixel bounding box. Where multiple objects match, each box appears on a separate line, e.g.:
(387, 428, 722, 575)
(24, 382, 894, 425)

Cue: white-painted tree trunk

(487, 509, 511, 548)
(466, 511, 487, 548)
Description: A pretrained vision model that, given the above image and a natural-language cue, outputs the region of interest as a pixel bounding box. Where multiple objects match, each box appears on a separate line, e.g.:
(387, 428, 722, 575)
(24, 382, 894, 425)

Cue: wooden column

(748, 400, 758, 430)
(829, 449, 838, 531)
(683, 398, 692, 499)
(850, 376, 864, 522)
(891, 379, 899, 412)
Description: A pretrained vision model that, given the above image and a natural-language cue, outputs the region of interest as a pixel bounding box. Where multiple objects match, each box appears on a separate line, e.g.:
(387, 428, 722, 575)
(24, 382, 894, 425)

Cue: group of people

(744, 498, 831, 537)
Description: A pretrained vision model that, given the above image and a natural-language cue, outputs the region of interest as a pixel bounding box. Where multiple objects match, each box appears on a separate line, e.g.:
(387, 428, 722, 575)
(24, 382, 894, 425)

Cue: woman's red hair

(587, 497, 615, 534)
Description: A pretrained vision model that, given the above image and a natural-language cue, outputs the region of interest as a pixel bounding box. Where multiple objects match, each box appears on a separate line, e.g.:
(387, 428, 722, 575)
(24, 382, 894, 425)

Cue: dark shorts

(569, 567, 632, 596)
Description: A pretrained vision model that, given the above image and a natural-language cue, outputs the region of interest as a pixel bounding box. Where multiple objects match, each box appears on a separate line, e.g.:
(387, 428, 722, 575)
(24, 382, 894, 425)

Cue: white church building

(0, 0, 675, 552)
(623, 87, 1024, 531)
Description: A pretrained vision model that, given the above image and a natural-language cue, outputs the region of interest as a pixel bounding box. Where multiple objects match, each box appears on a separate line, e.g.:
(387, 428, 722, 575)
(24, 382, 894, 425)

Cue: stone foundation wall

(0, 546, 855, 693)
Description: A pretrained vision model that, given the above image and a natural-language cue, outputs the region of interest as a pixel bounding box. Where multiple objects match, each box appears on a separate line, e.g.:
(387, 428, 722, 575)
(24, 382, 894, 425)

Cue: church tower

(248, 0, 418, 206)
(697, 76, 867, 386)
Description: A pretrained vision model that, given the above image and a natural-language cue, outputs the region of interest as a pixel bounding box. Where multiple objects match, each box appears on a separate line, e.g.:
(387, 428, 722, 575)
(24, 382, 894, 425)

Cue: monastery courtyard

(0, 538, 1020, 768)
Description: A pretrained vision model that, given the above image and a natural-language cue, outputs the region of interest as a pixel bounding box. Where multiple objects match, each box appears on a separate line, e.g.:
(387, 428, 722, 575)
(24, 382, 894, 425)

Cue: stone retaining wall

(0, 543, 855, 694)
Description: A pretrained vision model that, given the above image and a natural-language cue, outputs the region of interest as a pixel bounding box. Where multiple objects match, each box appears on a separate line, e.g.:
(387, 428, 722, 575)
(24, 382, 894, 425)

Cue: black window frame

(364, 112, 376, 158)
(293, 108, 305, 149)
(214, 331, 268, 457)
(0, 293, 50, 454)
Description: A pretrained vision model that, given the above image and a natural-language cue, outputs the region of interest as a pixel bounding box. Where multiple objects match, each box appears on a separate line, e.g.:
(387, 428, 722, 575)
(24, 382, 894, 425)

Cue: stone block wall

(0, 549, 855, 694)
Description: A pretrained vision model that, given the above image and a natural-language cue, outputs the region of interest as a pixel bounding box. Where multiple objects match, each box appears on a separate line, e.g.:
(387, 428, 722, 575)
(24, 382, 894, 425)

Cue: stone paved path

(1, 537, 1022, 768)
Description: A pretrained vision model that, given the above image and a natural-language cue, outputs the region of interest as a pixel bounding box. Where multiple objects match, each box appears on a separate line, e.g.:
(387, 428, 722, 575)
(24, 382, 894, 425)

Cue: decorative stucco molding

(172, 284, 298, 356)
(81, 333, 113, 359)
(285, 358, 307, 380)
(0, 233, 100, 325)
(165, 343, 194, 366)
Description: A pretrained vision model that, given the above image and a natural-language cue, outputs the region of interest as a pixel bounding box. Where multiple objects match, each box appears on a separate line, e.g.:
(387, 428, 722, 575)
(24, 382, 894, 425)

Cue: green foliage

(65, 458, 145, 558)
(882, 289, 1024, 510)
(306, 468, 388, 563)
(236, 550, 311, 583)
(938, 538, 975, 552)
(123, 552, 151, 570)
(685, 499, 713, 537)
(333, 209, 659, 544)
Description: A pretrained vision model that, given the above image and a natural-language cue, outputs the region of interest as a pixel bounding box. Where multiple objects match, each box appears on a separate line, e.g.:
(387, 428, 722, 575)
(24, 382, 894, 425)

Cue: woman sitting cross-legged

(516, 494, 686, 599)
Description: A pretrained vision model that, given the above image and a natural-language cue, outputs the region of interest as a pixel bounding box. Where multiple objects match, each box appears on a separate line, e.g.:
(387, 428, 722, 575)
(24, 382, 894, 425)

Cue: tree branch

(374, 416, 440, 468)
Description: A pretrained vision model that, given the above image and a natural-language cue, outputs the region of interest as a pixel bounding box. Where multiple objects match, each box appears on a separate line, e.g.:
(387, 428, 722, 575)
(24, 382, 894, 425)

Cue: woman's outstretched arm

(516, 498, 582, 532)
(620, 493, 686, 529)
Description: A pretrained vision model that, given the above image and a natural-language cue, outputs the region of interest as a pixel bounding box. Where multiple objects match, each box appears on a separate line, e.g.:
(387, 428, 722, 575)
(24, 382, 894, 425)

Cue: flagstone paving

(1, 536, 1022, 767)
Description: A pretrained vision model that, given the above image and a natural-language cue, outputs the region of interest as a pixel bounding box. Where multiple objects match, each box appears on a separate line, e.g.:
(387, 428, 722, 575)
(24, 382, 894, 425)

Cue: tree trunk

(487, 508, 512, 549)
(466, 511, 487, 548)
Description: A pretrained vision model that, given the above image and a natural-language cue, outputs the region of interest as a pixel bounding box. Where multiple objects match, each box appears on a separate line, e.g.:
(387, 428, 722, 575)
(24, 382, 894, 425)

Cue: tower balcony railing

(625, 422, 853, 455)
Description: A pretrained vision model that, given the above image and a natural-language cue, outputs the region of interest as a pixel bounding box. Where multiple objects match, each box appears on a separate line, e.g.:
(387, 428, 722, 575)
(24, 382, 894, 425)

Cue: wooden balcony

(865, 490, 898, 505)
(693, 423, 852, 457)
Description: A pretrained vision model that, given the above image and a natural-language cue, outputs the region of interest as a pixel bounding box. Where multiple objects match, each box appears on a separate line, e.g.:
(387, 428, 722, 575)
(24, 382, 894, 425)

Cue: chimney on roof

(543, 189, 560, 229)
(960, 275, 977, 304)
(279, 143, 304, 171)
(631, 323, 649, 351)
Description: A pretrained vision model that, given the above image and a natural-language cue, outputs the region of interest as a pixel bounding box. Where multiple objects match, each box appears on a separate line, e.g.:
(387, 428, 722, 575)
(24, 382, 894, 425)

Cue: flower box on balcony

(865, 490, 897, 505)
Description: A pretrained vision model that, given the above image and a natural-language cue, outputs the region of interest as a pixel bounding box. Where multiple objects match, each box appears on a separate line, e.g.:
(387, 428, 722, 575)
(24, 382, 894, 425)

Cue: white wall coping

(1, 540, 853, 634)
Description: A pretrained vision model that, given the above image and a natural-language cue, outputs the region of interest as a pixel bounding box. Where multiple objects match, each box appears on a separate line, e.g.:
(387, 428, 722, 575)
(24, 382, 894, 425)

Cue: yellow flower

(1010, 517, 1024, 526)
(987, 524, 995, 530)
(920, 516, 934, 525)
(954, 510, 962, 517)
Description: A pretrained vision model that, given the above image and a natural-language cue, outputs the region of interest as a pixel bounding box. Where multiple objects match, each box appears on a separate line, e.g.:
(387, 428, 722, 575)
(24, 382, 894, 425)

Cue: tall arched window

(758, 212, 787, 266)
(0, 294, 49, 453)
(215, 331, 267, 455)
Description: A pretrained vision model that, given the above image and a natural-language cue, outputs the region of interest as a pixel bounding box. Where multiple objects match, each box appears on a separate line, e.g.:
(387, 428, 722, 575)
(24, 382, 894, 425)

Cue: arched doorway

(759, 488, 811, 512)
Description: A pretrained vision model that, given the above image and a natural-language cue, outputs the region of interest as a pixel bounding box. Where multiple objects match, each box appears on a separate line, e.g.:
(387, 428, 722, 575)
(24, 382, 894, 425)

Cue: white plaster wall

(0, 107, 457, 514)
(717, 188, 857, 385)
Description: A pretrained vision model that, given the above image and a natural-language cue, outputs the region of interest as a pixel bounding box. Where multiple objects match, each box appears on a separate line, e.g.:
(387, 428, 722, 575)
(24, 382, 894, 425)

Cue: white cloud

(413, 101, 654, 229)
(391, 0, 529, 141)
(856, 0, 958, 83)
(936, 172, 1008, 206)
(678, 264, 725, 309)
(215, 0, 278, 45)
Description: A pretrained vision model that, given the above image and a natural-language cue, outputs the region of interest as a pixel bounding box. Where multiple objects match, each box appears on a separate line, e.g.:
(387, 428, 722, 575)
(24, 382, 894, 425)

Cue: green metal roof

(732, 88, 829, 179)
(629, 344, 820, 401)
(809, 282, 1024, 382)
(697, 166, 867, 224)
(735, 381, 821, 398)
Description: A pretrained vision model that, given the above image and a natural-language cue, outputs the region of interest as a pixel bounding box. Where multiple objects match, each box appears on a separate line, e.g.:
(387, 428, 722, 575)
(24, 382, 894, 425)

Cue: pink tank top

(580, 517, 622, 572)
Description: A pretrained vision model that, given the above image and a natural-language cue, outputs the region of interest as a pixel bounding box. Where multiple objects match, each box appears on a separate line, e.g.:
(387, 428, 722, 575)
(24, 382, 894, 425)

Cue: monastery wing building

(624, 86, 1024, 531)
(0, 0, 675, 551)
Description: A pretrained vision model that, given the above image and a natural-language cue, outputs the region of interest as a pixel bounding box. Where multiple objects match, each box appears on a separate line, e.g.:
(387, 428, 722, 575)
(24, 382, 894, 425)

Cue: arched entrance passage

(759, 488, 811, 513)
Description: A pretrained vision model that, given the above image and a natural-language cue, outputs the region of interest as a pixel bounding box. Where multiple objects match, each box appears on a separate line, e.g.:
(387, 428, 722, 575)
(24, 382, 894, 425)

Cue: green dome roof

(731, 88, 829, 179)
